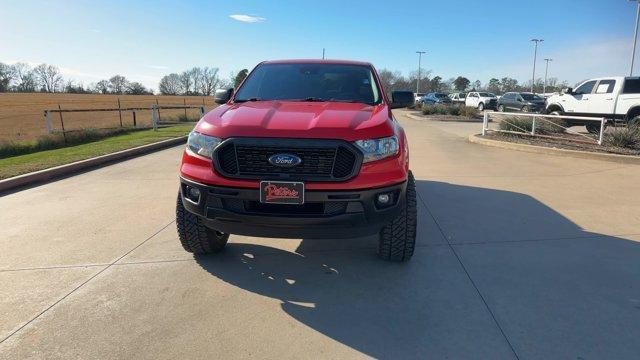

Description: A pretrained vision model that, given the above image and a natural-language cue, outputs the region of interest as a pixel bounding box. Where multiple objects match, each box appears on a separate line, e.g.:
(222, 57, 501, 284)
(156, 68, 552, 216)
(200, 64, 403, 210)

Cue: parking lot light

(631, 0, 640, 76)
(531, 39, 544, 93)
(543, 58, 553, 95)
(416, 51, 426, 94)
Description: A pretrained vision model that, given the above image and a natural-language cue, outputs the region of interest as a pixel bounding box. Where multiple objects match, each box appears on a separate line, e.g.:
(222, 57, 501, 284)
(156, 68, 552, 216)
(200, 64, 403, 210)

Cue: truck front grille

(213, 138, 362, 182)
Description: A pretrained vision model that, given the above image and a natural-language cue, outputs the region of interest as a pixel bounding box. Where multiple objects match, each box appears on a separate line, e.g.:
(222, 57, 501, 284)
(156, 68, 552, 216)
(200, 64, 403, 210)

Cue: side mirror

(562, 87, 573, 95)
(390, 91, 415, 109)
(214, 88, 233, 104)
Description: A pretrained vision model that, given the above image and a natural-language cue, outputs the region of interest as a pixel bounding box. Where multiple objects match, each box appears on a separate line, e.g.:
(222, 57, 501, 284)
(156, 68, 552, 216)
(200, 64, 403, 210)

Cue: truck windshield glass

(234, 63, 381, 105)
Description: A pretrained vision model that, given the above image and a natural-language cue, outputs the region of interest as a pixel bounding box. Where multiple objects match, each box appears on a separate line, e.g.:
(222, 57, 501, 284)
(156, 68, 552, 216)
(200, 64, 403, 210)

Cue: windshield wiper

(234, 97, 261, 103)
(327, 99, 374, 105)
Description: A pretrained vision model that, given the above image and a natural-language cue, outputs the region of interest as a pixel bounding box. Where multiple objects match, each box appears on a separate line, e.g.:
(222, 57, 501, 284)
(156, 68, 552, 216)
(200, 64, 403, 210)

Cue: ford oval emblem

(268, 153, 302, 167)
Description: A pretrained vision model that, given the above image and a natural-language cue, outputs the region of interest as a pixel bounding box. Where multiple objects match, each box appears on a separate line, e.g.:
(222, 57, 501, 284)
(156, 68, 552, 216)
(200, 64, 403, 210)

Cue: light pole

(416, 51, 426, 94)
(631, 0, 640, 76)
(322, 48, 325, 59)
(543, 58, 553, 95)
(531, 39, 543, 93)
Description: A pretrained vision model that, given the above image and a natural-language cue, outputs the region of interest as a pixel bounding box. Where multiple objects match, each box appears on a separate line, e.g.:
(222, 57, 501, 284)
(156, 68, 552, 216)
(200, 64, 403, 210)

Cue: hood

(196, 101, 394, 141)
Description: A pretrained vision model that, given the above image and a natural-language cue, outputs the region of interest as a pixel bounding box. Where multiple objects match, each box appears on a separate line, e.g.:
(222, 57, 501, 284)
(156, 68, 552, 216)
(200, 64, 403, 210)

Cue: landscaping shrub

(461, 106, 479, 118)
(604, 125, 640, 149)
(447, 106, 461, 116)
(421, 104, 435, 115)
(499, 116, 566, 134)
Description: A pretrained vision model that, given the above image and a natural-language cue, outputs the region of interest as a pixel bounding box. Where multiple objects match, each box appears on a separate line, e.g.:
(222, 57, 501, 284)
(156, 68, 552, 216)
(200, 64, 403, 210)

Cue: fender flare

(545, 103, 564, 114)
(625, 105, 640, 121)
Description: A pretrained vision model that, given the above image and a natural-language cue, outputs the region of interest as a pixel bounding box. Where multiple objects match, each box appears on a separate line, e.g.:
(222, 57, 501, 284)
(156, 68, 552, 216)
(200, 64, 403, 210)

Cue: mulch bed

(484, 132, 640, 156)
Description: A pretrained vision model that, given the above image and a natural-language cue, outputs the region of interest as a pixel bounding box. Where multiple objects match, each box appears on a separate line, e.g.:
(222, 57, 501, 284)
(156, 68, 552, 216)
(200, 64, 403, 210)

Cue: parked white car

(465, 92, 498, 111)
(545, 76, 640, 133)
(414, 93, 426, 103)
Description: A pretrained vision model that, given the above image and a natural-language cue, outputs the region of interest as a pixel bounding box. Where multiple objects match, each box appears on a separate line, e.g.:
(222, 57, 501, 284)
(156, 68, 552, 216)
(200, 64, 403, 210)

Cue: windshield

(234, 63, 381, 105)
(478, 92, 493, 97)
(521, 93, 543, 101)
(434, 93, 448, 99)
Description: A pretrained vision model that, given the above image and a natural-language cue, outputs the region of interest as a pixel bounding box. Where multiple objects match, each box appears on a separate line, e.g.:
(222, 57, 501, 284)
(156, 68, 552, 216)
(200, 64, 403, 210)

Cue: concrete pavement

(1, 109, 639, 359)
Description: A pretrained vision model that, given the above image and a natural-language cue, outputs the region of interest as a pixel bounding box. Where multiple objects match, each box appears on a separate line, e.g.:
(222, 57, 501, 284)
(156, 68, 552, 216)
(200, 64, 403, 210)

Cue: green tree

(453, 76, 470, 91)
(234, 69, 249, 88)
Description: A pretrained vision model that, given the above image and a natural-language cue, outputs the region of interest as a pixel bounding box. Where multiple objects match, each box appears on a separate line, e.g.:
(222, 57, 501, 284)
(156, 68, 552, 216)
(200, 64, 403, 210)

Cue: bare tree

(159, 73, 182, 95)
(189, 67, 204, 95)
(0, 62, 16, 92)
(12, 63, 37, 92)
(33, 64, 63, 92)
(126, 82, 152, 95)
(179, 71, 193, 95)
(94, 80, 110, 94)
(108, 75, 128, 94)
(200, 67, 220, 95)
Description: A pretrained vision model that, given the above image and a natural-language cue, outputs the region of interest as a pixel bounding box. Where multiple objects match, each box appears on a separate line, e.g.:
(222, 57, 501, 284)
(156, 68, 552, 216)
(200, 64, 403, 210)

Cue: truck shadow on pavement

(195, 180, 640, 359)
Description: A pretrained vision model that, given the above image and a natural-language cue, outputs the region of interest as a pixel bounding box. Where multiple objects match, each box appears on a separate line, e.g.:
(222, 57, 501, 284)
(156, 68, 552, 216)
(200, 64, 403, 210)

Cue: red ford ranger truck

(176, 59, 417, 261)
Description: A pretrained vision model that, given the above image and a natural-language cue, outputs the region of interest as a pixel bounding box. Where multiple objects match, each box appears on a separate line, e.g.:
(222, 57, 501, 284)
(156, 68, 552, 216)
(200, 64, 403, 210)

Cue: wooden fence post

(155, 98, 161, 122)
(132, 110, 137, 128)
(117, 98, 123, 127)
(44, 110, 53, 134)
(183, 98, 187, 119)
(199, 106, 205, 118)
(151, 105, 158, 131)
(58, 104, 67, 144)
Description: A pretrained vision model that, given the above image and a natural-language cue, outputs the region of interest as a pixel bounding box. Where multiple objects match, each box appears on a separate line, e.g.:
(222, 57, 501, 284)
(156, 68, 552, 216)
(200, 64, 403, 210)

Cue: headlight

(354, 136, 399, 163)
(186, 131, 221, 159)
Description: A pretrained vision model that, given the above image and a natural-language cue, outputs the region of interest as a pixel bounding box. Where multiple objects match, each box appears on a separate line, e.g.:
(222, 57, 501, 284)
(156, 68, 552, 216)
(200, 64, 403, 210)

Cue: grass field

(0, 93, 216, 141)
(0, 124, 194, 179)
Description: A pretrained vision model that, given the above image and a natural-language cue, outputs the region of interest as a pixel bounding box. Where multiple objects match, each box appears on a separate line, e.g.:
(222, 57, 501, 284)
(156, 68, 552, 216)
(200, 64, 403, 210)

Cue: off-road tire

(176, 194, 229, 254)
(378, 171, 417, 262)
(478, 102, 484, 111)
(629, 115, 640, 127)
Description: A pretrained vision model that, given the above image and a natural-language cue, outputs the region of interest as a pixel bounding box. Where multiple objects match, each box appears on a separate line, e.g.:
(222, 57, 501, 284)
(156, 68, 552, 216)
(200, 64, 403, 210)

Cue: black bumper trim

(179, 177, 407, 239)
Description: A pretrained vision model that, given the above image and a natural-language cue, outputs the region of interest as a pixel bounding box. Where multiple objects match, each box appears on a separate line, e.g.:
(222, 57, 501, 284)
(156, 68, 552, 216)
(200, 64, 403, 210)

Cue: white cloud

(229, 14, 265, 23)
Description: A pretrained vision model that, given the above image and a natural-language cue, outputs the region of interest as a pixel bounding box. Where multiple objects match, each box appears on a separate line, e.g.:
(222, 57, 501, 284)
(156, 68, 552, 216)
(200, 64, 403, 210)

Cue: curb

(0, 136, 188, 193)
(405, 112, 483, 123)
(468, 134, 640, 165)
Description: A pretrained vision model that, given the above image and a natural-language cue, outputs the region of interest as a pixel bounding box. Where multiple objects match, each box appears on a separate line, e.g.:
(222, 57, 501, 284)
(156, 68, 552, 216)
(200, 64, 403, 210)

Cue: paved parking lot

(1, 109, 639, 359)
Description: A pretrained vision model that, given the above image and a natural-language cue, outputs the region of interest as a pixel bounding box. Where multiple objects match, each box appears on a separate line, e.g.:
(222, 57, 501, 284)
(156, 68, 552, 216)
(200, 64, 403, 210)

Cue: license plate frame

(259, 181, 305, 205)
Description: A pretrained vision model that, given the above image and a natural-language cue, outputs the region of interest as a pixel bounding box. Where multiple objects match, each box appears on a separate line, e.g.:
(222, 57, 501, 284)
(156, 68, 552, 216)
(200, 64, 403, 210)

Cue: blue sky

(0, 0, 636, 90)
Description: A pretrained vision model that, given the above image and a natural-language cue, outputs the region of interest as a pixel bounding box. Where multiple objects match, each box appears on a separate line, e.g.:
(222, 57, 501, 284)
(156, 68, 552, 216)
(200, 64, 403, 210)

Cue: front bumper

(179, 177, 407, 239)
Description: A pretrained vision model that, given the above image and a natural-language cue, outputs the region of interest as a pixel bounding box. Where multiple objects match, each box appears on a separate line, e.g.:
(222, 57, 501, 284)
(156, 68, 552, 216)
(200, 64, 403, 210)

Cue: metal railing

(482, 112, 607, 145)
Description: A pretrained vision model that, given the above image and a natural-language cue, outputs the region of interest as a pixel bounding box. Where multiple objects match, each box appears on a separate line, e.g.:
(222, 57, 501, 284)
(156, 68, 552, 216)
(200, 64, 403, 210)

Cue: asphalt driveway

(1, 109, 639, 359)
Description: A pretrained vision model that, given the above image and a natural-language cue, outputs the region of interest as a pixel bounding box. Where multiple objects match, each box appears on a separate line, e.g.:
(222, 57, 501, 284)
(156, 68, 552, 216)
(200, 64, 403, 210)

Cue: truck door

(466, 92, 478, 107)
(588, 79, 617, 116)
(562, 80, 596, 115)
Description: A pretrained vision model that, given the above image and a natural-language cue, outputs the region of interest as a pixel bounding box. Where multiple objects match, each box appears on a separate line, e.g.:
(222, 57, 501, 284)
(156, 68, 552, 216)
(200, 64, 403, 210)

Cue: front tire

(478, 102, 484, 111)
(521, 106, 530, 113)
(498, 104, 505, 112)
(378, 171, 417, 262)
(176, 194, 229, 254)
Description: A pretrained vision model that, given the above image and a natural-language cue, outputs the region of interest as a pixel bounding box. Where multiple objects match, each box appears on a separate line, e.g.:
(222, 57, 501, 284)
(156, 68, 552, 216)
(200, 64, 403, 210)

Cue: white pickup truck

(545, 76, 640, 133)
(465, 91, 497, 111)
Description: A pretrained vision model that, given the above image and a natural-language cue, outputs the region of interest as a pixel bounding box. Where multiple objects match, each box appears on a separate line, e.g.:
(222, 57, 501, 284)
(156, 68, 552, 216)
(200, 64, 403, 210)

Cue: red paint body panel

(179, 60, 409, 190)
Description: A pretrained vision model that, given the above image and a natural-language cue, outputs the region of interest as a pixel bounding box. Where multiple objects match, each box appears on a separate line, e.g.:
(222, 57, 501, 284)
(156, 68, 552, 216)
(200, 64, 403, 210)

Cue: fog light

(377, 193, 390, 204)
(186, 186, 200, 202)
